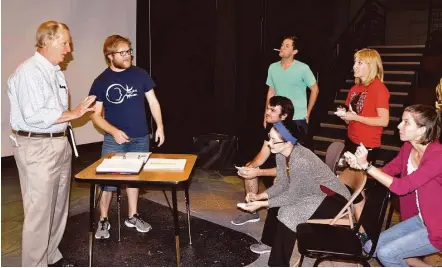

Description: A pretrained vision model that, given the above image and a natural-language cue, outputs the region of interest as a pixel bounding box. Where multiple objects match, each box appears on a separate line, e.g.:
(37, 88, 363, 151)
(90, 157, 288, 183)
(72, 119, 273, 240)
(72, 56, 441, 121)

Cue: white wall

(1, 0, 137, 156)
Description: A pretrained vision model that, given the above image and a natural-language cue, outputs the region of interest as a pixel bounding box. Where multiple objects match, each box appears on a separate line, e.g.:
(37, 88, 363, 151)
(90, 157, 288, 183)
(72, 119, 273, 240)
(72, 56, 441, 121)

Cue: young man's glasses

(111, 49, 133, 57)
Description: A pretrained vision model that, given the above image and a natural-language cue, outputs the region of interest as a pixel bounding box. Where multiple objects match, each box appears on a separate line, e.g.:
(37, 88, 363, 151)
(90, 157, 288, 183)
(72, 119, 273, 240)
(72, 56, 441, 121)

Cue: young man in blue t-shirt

(89, 35, 165, 239)
(264, 35, 319, 135)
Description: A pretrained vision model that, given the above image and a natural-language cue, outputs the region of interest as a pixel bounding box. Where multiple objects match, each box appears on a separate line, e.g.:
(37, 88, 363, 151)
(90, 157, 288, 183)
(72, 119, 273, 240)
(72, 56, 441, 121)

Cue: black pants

(293, 119, 311, 149)
(259, 155, 276, 189)
(344, 139, 381, 164)
(263, 194, 348, 267)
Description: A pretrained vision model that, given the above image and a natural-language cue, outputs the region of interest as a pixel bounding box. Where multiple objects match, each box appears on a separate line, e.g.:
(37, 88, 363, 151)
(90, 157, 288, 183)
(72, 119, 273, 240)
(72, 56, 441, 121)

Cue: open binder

(96, 152, 152, 174)
(111, 152, 152, 163)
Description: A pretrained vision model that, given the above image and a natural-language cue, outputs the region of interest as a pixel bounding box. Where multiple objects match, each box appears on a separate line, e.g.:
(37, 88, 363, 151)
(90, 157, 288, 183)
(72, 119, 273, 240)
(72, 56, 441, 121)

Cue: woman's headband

(273, 121, 298, 145)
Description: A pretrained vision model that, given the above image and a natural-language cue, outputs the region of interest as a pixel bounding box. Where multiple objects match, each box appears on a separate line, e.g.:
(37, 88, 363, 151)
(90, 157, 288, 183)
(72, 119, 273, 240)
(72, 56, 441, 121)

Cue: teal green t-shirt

(266, 60, 316, 120)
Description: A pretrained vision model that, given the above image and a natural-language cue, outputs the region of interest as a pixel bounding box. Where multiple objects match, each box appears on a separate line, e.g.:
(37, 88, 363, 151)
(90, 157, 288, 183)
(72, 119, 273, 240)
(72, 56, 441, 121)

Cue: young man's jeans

(101, 134, 150, 191)
(364, 215, 438, 267)
(293, 119, 308, 135)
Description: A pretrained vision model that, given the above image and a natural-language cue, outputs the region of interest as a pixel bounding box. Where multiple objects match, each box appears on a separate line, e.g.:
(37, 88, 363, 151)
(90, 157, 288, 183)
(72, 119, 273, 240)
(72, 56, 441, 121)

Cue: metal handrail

(320, 0, 387, 77)
(311, 0, 387, 132)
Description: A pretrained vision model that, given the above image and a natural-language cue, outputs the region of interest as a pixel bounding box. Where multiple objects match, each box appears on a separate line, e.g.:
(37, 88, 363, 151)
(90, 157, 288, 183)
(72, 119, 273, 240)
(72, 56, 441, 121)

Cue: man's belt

(14, 130, 67, 138)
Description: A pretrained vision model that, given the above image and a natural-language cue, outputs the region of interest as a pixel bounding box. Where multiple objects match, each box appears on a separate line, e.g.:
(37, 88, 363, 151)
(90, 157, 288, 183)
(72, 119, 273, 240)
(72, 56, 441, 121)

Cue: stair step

(380, 144, 401, 151)
(381, 53, 423, 63)
(321, 123, 347, 130)
(320, 123, 394, 135)
(368, 45, 425, 48)
(380, 53, 423, 57)
(334, 93, 407, 104)
(313, 136, 401, 151)
(339, 89, 408, 96)
(384, 71, 415, 75)
(313, 136, 345, 143)
(314, 134, 403, 150)
(327, 111, 400, 121)
(345, 80, 411, 85)
(313, 149, 385, 166)
(366, 46, 425, 56)
(383, 62, 420, 65)
(325, 112, 399, 130)
(334, 99, 403, 108)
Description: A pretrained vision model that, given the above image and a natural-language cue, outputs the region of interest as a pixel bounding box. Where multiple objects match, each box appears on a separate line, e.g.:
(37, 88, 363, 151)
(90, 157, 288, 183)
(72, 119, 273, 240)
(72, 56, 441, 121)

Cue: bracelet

(364, 163, 373, 173)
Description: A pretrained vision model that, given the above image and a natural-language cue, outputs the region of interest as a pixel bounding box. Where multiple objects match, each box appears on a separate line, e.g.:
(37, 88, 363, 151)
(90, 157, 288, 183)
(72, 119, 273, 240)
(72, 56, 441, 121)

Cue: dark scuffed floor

(60, 196, 258, 267)
(7, 141, 426, 266)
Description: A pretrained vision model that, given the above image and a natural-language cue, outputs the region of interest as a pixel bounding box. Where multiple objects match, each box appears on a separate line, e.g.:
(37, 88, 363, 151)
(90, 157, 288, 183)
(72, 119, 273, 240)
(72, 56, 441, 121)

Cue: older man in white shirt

(7, 20, 96, 267)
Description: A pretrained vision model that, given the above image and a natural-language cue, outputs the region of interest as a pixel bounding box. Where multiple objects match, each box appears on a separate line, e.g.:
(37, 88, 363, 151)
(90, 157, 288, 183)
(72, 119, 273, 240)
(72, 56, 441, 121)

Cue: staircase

(312, 45, 426, 166)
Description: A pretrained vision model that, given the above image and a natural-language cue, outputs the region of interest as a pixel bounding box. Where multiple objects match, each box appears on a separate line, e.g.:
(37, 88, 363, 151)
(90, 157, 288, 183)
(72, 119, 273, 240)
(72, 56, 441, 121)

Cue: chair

(325, 141, 345, 174)
(296, 182, 390, 267)
(307, 168, 367, 229)
(385, 192, 399, 229)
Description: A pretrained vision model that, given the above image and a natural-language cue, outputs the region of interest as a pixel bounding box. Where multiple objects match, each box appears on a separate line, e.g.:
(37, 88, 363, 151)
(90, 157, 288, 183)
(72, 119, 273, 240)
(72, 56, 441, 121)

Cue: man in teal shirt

(264, 35, 319, 134)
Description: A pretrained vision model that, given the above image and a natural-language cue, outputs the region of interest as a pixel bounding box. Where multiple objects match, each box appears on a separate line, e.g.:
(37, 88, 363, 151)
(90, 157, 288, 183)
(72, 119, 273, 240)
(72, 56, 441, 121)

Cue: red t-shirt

(345, 79, 390, 148)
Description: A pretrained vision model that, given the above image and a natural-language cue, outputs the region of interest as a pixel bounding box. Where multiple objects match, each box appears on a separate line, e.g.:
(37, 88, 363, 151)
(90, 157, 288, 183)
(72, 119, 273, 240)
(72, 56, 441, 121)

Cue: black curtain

(137, 0, 335, 161)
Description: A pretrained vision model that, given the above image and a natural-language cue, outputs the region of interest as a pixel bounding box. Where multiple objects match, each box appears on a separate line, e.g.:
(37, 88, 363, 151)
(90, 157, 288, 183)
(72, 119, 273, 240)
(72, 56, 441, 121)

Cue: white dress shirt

(7, 52, 69, 133)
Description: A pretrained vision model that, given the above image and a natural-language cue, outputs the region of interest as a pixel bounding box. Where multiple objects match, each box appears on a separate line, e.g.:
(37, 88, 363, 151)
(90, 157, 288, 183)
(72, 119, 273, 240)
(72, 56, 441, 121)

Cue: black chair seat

(297, 223, 362, 257)
(296, 184, 390, 266)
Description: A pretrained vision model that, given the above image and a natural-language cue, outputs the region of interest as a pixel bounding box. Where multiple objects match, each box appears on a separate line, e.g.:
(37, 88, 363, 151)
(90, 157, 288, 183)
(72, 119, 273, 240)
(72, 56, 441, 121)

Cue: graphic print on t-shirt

(349, 91, 367, 114)
(106, 83, 138, 104)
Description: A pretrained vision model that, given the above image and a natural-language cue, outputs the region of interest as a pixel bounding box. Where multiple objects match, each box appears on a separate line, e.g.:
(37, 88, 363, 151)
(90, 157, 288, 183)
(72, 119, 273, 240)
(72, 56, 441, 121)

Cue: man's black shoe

(48, 258, 75, 267)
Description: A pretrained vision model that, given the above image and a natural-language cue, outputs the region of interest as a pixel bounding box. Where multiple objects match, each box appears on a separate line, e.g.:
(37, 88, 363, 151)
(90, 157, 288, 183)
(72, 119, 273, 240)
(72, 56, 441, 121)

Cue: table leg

(184, 185, 192, 244)
(172, 188, 181, 267)
(89, 184, 95, 267)
(117, 187, 121, 242)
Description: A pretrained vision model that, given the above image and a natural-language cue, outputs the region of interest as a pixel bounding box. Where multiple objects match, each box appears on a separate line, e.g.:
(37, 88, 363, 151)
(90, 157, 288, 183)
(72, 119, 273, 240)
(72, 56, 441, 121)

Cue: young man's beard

(112, 58, 131, 69)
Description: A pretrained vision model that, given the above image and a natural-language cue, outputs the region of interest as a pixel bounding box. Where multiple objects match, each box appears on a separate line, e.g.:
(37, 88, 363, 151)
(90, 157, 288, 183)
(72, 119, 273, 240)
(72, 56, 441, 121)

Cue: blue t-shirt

(89, 66, 156, 138)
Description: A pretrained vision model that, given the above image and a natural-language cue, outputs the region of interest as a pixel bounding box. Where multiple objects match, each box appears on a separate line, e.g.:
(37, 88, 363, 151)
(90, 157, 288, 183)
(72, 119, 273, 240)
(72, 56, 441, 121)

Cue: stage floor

(1, 142, 408, 267)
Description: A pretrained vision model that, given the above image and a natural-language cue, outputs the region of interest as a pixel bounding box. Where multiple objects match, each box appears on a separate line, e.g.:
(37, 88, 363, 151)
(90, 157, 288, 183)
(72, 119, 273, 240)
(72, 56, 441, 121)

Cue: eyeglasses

(110, 49, 133, 57)
(268, 134, 285, 145)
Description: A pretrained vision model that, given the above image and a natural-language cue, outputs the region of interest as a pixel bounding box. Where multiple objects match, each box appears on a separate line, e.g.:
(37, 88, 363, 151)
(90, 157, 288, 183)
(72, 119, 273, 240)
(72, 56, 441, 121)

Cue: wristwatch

(363, 163, 373, 173)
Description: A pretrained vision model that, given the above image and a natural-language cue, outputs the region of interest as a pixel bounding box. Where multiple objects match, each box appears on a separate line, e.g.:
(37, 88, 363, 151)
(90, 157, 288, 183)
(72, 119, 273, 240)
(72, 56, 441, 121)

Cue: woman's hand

(337, 105, 357, 122)
(245, 192, 267, 202)
(343, 151, 363, 170)
(343, 143, 369, 170)
(354, 143, 370, 169)
(241, 201, 266, 212)
(340, 111, 358, 122)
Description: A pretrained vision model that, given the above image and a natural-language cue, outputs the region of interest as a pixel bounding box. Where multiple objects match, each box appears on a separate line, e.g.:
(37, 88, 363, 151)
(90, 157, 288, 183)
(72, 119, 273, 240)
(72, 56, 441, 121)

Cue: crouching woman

(241, 121, 351, 266)
(345, 104, 442, 267)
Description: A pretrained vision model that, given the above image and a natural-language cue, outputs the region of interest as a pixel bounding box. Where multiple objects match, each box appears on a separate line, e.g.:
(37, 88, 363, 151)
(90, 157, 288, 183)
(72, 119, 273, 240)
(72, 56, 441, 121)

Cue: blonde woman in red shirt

(336, 48, 390, 244)
(337, 48, 390, 163)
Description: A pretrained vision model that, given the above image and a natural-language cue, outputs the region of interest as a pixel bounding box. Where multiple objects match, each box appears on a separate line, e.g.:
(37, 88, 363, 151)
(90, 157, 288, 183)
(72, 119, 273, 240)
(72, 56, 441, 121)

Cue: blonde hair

(36, 21, 69, 48)
(103, 35, 132, 65)
(354, 48, 384, 86)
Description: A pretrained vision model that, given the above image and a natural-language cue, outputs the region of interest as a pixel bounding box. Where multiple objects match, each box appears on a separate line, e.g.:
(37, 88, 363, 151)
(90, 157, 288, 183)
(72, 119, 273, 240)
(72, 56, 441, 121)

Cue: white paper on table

(143, 158, 187, 171)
